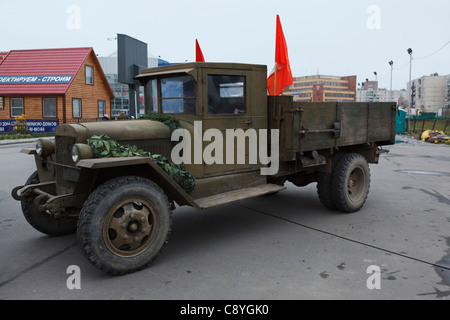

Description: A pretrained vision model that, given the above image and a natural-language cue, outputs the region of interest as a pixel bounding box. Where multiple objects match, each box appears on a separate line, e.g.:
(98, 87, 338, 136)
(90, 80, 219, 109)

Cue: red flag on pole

(267, 15, 293, 95)
(196, 39, 205, 62)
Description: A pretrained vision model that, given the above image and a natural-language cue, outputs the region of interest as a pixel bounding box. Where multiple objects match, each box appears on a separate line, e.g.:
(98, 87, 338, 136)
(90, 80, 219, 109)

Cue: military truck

(12, 62, 396, 275)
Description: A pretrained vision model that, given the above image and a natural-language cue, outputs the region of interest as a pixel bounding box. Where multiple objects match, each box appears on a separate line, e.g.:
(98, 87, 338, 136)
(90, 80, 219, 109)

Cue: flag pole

(274, 62, 277, 96)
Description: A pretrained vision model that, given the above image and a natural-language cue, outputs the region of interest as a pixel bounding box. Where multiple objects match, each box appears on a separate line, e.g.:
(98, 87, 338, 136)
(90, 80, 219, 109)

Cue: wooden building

(0, 47, 114, 132)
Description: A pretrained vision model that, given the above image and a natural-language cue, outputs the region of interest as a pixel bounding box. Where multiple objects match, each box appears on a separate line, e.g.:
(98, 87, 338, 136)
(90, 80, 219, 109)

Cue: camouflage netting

(87, 134, 195, 195)
(139, 114, 183, 133)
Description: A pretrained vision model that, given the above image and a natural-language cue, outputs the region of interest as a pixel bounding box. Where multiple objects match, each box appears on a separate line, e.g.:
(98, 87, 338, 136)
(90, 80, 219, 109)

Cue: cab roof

(136, 62, 267, 81)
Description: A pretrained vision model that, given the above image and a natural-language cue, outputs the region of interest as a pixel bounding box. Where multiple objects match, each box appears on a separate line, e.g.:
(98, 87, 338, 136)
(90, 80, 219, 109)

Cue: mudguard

(76, 157, 200, 210)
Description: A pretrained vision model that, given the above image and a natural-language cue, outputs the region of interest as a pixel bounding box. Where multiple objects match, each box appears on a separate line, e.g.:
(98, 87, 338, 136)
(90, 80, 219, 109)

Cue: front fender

(76, 157, 200, 210)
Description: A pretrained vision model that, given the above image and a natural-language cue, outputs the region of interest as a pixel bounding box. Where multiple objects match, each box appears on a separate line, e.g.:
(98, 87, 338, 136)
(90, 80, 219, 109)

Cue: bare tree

(398, 95, 408, 108)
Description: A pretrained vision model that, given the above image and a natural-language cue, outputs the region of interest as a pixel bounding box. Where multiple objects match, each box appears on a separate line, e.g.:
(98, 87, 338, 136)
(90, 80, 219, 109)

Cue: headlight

(71, 146, 80, 163)
(36, 139, 55, 157)
(36, 140, 43, 155)
(72, 144, 94, 164)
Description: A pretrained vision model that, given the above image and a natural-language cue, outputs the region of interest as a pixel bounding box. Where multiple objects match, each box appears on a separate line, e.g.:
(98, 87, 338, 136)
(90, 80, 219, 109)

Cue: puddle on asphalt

(396, 169, 450, 177)
(384, 153, 450, 162)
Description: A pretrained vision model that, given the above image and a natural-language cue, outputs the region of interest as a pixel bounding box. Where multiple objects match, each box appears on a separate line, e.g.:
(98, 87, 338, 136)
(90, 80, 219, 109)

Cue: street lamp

(407, 48, 413, 131)
(373, 72, 378, 101)
(389, 60, 394, 102)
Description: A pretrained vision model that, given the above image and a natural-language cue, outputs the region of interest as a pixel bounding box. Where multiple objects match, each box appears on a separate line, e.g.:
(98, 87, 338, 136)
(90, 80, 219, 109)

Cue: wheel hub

(347, 168, 366, 202)
(103, 200, 158, 257)
(348, 177, 356, 189)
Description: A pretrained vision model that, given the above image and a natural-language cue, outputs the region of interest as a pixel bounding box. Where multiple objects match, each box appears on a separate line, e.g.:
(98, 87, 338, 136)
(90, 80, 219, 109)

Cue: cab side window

(161, 75, 196, 114)
(208, 75, 246, 115)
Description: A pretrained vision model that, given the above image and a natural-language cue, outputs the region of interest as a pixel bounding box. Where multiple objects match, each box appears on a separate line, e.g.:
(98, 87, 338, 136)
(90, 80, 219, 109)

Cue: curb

(0, 138, 53, 146)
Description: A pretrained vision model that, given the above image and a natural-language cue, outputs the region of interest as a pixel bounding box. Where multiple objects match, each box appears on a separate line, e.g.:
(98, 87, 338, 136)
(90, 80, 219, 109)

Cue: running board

(194, 184, 286, 209)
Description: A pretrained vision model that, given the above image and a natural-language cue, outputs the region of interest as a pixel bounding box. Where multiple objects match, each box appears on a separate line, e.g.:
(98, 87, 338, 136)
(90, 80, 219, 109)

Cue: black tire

(316, 152, 344, 210)
(77, 176, 172, 276)
(331, 153, 371, 213)
(21, 171, 78, 236)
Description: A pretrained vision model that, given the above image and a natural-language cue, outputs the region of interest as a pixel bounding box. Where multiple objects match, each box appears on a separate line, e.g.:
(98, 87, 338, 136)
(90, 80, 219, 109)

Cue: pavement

(0, 137, 44, 146)
(0, 134, 449, 301)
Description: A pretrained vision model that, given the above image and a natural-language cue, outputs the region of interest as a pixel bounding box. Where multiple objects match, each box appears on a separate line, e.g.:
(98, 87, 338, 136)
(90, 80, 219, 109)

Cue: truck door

(201, 69, 264, 176)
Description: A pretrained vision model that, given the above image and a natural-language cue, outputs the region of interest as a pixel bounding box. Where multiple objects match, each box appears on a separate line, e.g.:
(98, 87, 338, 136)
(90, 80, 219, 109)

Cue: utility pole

(407, 48, 413, 132)
(389, 61, 394, 102)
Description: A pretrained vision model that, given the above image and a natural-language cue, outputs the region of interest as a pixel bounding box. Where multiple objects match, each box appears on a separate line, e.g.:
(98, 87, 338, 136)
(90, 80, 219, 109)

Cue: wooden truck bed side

(268, 96, 396, 161)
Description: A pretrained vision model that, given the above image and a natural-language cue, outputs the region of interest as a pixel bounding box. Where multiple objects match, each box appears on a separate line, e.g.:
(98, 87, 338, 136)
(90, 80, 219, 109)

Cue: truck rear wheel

(77, 176, 172, 276)
(316, 153, 344, 210)
(331, 153, 371, 213)
(21, 171, 78, 236)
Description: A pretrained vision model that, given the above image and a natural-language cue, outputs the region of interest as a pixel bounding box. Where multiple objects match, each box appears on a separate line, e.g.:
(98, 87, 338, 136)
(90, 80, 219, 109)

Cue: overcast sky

(1, 0, 449, 90)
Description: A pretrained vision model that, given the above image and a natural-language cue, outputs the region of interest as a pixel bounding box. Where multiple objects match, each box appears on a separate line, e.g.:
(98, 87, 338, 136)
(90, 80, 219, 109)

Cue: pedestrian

(102, 114, 110, 121)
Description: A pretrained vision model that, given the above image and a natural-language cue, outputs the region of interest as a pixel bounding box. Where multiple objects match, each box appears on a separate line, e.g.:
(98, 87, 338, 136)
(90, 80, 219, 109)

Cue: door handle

(244, 120, 253, 125)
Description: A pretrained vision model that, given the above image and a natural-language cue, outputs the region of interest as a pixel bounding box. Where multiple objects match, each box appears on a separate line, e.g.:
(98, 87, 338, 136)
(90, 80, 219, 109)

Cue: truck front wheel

(331, 153, 371, 213)
(21, 171, 78, 236)
(77, 176, 172, 275)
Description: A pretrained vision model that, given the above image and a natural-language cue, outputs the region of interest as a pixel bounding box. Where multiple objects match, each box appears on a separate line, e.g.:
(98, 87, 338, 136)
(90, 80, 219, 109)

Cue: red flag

(196, 39, 205, 62)
(267, 15, 293, 95)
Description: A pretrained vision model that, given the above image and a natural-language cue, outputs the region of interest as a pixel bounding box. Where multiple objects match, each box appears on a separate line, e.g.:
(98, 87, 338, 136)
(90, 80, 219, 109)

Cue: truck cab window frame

(160, 75, 196, 115)
(208, 75, 246, 115)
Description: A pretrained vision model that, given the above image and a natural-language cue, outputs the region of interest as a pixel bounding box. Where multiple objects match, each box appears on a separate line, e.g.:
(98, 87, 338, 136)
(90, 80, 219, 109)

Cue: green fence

(405, 118, 450, 136)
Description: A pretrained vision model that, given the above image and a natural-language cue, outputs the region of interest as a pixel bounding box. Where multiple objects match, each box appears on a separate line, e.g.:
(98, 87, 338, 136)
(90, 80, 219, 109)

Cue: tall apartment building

(407, 73, 448, 114)
(283, 75, 357, 102)
(357, 82, 407, 105)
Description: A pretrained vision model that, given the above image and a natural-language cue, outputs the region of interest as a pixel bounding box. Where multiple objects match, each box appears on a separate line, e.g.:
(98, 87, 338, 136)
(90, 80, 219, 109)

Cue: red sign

(0, 52, 9, 64)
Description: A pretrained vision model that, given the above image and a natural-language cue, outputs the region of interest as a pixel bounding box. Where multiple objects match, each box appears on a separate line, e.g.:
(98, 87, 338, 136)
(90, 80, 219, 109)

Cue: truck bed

(268, 96, 396, 160)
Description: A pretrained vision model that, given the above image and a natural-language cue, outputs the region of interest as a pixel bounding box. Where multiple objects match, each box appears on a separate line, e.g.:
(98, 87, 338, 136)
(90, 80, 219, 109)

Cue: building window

(11, 98, 24, 117)
(73, 98, 82, 118)
(43, 98, 57, 118)
(98, 100, 106, 118)
(0, 96, 4, 110)
(86, 65, 94, 85)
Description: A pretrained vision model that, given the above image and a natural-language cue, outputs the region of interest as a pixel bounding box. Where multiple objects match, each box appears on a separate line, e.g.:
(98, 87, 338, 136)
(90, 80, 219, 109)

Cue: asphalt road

(0, 136, 449, 301)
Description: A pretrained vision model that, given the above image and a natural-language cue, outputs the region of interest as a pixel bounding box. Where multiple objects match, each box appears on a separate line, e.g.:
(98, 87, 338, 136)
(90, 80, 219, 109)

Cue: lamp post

(389, 61, 394, 102)
(407, 48, 413, 131)
(374, 72, 378, 102)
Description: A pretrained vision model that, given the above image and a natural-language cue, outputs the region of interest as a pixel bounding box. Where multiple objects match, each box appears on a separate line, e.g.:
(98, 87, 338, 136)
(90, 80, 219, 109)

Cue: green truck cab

(12, 62, 396, 275)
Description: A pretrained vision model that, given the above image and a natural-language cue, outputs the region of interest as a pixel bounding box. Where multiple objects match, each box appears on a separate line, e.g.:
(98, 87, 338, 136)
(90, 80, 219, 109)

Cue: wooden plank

(299, 102, 337, 152)
(368, 103, 394, 141)
(337, 102, 368, 146)
(195, 183, 286, 209)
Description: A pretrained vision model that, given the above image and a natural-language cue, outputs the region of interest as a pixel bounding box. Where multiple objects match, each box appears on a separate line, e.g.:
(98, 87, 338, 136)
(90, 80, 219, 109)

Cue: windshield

(145, 75, 196, 115)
